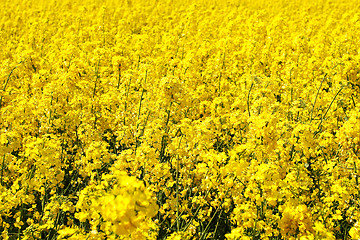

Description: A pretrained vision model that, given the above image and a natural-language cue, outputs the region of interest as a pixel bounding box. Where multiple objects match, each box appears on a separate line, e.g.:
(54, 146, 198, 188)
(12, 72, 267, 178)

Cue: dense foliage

(1, 0, 360, 239)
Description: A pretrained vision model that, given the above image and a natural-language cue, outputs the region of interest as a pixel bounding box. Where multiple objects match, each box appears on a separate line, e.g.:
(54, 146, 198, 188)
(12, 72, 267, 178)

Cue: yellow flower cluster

(73, 171, 158, 239)
(0, 0, 360, 239)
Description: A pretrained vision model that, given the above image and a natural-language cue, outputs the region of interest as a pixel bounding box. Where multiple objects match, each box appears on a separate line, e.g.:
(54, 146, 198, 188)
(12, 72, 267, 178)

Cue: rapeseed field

(1, 0, 360, 239)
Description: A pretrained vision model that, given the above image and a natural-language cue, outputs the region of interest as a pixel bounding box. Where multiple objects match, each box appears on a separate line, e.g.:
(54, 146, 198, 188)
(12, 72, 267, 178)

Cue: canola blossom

(0, 0, 360, 239)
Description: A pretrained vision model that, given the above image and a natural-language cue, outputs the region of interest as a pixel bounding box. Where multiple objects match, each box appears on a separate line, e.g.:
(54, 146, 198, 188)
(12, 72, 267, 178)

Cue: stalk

(0, 62, 22, 108)
(317, 86, 343, 131)
(176, 135, 183, 232)
(247, 82, 254, 117)
(0, 154, 5, 186)
(310, 74, 327, 123)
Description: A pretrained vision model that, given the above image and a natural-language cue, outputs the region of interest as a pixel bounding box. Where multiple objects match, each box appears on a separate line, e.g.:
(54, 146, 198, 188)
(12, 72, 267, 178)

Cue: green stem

(0, 62, 22, 108)
(92, 58, 101, 98)
(247, 82, 254, 117)
(310, 74, 327, 123)
(1, 154, 5, 186)
(354, 162, 358, 185)
(183, 174, 222, 232)
(176, 135, 183, 232)
(199, 188, 230, 240)
(317, 86, 343, 131)
(117, 67, 121, 89)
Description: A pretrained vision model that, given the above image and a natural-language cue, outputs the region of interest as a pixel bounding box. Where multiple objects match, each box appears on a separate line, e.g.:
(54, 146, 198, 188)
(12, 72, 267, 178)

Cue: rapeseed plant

(0, 0, 360, 239)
